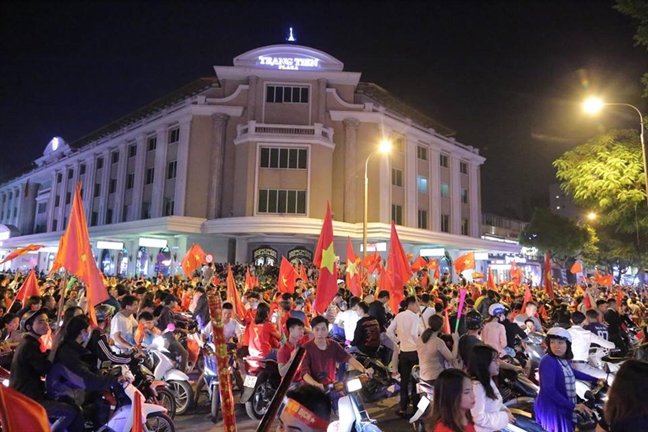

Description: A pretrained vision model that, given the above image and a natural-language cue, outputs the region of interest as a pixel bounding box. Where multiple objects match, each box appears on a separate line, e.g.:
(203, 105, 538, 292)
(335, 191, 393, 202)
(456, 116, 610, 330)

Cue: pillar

(207, 113, 229, 219)
(343, 118, 360, 222)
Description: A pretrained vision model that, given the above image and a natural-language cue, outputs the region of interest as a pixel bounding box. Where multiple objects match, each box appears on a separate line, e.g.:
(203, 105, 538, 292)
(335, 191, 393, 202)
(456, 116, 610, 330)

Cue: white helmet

(488, 303, 506, 317)
(547, 326, 572, 343)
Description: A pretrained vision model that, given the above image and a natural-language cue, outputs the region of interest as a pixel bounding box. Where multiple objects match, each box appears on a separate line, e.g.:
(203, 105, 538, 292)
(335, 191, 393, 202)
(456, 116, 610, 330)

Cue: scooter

(348, 350, 395, 402)
(239, 355, 281, 420)
(145, 337, 194, 415)
(327, 375, 381, 432)
(409, 366, 434, 432)
(132, 360, 177, 419)
(197, 342, 243, 423)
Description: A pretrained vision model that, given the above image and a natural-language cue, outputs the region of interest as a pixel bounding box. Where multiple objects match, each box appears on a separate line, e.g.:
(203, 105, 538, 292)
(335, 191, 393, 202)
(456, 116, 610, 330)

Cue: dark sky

(1, 0, 646, 218)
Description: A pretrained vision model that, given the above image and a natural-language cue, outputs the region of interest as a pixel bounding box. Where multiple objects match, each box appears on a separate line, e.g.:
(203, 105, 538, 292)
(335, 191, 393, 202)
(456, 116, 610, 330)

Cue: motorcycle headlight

(2, 379, 8, 387)
(346, 378, 362, 393)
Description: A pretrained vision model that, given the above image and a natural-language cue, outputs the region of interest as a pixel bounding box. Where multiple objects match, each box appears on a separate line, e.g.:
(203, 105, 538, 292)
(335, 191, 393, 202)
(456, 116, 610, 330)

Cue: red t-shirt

(300, 339, 351, 384)
(432, 422, 476, 432)
(241, 308, 257, 346)
(249, 321, 280, 357)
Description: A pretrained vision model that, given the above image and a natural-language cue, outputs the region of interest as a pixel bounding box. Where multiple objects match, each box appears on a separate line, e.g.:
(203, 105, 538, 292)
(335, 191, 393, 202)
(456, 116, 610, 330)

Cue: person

(599, 359, 648, 432)
(427, 368, 476, 432)
(603, 299, 627, 354)
(156, 295, 189, 372)
(468, 344, 514, 432)
(248, 302, 281, 360)
(476, 290, 497, 319)
(480, 304, 507, 358)
(9, 308, 84, 432)
(86, 304, 132, 369)
(387, 295, 422, 417)
(420, 294, 437, 330)
(278, 317, 306, 377)
(534, 327, 599, 432)
(458, 311, 483, 369)
(136, 311, 161, 347)
(417, 314, 459, 383)
(0, 313, 21, 347)
(501, 307, 527, 357)
(301, 316, 372, 390)
(110, 294, 140, 353)
(333, 296, 361, 343)
(277, 384, 331, 432)
(350, 301, 381, 356)
(513, 301, 542, 331)
(567, 311, 615, 382)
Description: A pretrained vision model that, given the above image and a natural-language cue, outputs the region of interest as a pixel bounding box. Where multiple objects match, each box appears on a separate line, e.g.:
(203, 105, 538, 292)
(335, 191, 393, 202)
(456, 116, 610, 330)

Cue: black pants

(41, 399, 85, 432)
(164, 334, 189, 371)
(398, 350, 419, 412)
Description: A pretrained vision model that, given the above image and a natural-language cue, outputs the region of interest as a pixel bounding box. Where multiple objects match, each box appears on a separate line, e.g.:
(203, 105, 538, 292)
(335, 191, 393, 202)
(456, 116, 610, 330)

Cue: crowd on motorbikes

(1, 261, 648, 432)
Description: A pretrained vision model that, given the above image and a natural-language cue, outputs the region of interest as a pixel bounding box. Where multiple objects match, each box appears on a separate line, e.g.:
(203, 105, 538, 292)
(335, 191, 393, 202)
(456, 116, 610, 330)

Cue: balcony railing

(236, 121, 334, 143)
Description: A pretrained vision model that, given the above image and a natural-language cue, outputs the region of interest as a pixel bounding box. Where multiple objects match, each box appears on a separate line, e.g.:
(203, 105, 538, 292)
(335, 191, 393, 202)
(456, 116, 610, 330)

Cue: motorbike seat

(601, 356, 626, 364)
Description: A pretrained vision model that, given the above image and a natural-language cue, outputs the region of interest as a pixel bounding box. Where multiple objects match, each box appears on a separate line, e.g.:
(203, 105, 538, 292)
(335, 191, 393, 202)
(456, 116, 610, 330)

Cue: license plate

(244, 375, 258, 388)
(416, 396, 430, 412)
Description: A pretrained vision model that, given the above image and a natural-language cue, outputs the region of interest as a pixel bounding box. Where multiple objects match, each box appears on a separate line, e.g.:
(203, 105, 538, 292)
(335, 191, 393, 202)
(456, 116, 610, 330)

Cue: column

(343, 118, 360, 222)
(405, 134, 417, 227)
(174, 120, 192, 216)
(114, 144, 128, 222)
(83, 158, 97, 222)
(469, 162, 480, 237)
(71, 161, 81, 196)
(46, 170, 58, 232)
(97, 150, 110, 225)
(125, 239, 137, 276)
(378, 154, 391, 224)
(429, 148, 441, 231)
(19, 182, 39, 235)
(131, 135, 147, 220)
(13, 185, 24, 229)
(57, 167, 70, 227)
(235, 238, 249, 263)
(450, 155, 462, 235)
(207, 113, 229, 219)
(247, 76, 258, 121)
(317, 79, 327, 124)
(151, 127, 168, 218)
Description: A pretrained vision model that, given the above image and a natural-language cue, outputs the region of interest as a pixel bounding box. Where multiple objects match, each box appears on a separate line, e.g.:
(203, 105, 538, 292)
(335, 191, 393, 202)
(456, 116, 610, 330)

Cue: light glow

(346, 378, 363, 392)
(587, 212, 597, 221)
(420, 248, 445, 257)
(138, 238, 167, 248)
(378, 139, 392, 154)
(583, 98, 604, 114)
(97, 241, 124, 250)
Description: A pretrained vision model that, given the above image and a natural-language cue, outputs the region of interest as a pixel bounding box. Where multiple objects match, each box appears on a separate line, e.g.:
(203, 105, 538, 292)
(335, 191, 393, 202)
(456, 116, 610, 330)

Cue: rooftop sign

(232, 44, 344, 72)
(257, 55, 320, 70)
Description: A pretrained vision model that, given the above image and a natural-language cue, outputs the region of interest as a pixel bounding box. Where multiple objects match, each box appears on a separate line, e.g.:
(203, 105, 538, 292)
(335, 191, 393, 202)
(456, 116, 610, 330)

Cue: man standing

(568, 311, 615, 383)
(110, 294, 139, 353)
(387, 296, 422, 418)
(604, 298, 627, 354)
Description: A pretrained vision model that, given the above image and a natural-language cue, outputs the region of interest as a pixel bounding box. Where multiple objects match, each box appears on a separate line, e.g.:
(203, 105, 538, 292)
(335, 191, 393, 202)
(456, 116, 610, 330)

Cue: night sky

(1, 0, 646, 218)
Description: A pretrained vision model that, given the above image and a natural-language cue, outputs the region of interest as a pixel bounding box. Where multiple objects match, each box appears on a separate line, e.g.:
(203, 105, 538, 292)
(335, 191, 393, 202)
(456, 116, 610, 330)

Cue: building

(0, 44, 519, 277)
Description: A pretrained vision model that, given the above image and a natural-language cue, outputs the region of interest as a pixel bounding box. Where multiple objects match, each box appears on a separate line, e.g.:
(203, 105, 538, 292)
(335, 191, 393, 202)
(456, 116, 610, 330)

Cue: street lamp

(576, 212, 597, 226)
(584, 97, 647, 205)
(363, 139, 392, 257)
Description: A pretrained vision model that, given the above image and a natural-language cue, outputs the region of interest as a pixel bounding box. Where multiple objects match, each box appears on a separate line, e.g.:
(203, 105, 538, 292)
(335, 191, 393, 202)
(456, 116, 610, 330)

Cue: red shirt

(433, 422, 476, 432)
(300, 339, 350, 384)
(248, 322, 280, 357)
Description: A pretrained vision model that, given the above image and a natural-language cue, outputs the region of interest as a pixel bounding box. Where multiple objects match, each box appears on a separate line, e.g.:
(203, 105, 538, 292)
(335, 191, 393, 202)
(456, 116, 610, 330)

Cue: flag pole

(55, 272, 69, 328)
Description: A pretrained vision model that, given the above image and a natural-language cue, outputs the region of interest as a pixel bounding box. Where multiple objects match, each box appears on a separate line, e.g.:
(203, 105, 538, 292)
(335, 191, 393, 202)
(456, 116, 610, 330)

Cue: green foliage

(519, 208, 594, 263)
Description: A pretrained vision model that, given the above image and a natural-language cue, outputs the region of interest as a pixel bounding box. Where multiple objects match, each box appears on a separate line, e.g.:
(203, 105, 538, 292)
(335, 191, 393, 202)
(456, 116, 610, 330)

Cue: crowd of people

(0, 261, 647, 432)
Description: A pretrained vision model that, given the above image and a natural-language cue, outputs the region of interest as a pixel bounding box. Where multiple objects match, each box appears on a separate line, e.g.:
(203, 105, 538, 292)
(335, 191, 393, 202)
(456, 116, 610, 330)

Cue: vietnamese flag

(544, 251, 555, 299)
(361, 250, 382, 274)
(313, 202, 338, 314)
(299, 263, 309, 284)
(595, 270, 613, 286)
(510, 261, 522, 285)
(278, 256, 298, 294)
(420, 272, 429, 290)
(345, 238, 361, 297)
(226, 264, 246, 319)
(411, 256, 427, 272)
(244, 267, 254, 291)
(180, 244, 206, 278)
(0, 244, 45, 265)
(427, 259, 440, 279)
(49, 183, 109, 326)
(132, 390, 144, 432)
(11, 269, 40, 308)
(487, 266, 497, 292)
(471, 271, 485, 279)
(385, 221, 413, 314)
(521, 284, 534, 312)
(454, 251, 475, 275)
(0, 385, 50, 432)
(570, 261, 583, 274)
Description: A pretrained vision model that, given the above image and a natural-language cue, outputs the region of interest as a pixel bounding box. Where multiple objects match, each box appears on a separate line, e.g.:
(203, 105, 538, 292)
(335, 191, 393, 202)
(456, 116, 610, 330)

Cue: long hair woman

(417, 314, 459, 383)
(427, 368, 476, 432)
(248, 302, 281, 360)
(601, 359, 648, 431)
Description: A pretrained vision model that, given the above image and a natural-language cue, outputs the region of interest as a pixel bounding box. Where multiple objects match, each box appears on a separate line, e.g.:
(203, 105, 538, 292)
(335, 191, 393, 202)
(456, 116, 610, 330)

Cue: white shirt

(568, 325, 615, 362)
(471, 379, 509, 432)
(110, 312, 137, 353)
(421, 305, 436, 329)
(387, 309, 422, 353)
(334, 309, 360, 341)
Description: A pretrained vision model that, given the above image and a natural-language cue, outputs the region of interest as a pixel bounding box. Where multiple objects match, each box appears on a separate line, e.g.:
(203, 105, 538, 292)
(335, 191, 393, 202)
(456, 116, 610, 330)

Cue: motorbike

(519, 331, 545, 384)
(326, 375, 382, 432)
(348, 350, 395, 402)
(240, 355, 281, 420)
(409, 366, 434, 432)
(198, 342, 243, 423)
(132, 360, 177, 419)
(576, 381, 608, 432)
(499, 367, 538, 405)
(144, 337, 195, 415)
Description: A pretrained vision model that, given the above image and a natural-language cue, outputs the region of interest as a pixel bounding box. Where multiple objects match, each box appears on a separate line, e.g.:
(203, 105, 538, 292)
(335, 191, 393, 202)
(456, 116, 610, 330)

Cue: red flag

(421, 272, 429, 290)
(595, 270, 613, 286)
(427, 259, 440, 279)
(471, 271, 485, 279)
(385, 221, 413, 314)
(313, 202, 338, 313)
(543, 251, 555, 299)
(521, 284, 534, 312)
(361, 250, 382, 274)
(454, 252, 475, 275)
(226, 264, 246, 319)
(510, 261, 522, 285)
(132, 389, 144, 432)
(443, 309, 451, 334)
(244, 267, 253, 291)
(299, 263, 309, 284)
(570, 262, 583, 274)
(0, 385, 49, 432)
(411, 256, 427, 272)
(49, 183, 109, 326)
(487, 266, 497, 292)
(180, 244, 206, 278)
(0, 244, 45, 265)
(278, 256, 298, 294)
(345, 238, 361, 297)
(12, 269, 40, 306)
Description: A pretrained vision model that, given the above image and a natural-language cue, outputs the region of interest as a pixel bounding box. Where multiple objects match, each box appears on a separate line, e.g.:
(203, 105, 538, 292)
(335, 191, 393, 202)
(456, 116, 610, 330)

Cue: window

(460, 161, 468, 175)
(168, 127, 180, 144)
(164, 197, 175, 216)
(96, 157, 104, 169)
(53, 219, 58, 230)
(141, 202, 151, 220)
(55, 195, 60, 207)
(417, 146, 428, 160)
(441, 214, 450, 233)
(391, 204, 403, 225)
(461, 219, 469, 235)
(79, 164, 86, 175)
(65, 192, 71, 205)
(146, 168, 155, 185)
(111, 151, 119, 164)
(94, 183, 101, 198)
(57, 173, 62, 183)
(461, 188, 468, 204)
(260, 147, 308, 169)
(257, 189, 307, 214)
(12, 208, 17, 218)
(67, 169, 73, 180)
(417, 176, 428, 194)
(122, 205, 130, 222)
(126, 173, 135, 190)
(266, 85, 309, 103)
(128, 144, 137, 158)
(391, 169, 403, 187)
(91, 212, 98, 226)
(441, 183, 449, 198)
(106, 209, 113, 224)
(109, 179, 117, 194)
(167, 161, 177, 179)
(37, 202, 46, 214)
(440, 154, 449, 168)
(0, 210, 3, 220)
(147, 136, 157, 151)
(418, 210, 428, 229)
(392, 136, 405, 152)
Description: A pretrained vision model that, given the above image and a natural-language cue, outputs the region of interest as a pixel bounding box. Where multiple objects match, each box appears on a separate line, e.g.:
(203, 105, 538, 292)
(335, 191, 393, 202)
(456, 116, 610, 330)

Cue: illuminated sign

(97, 241, 124, 250)
(359, 242, 387, 253)
(420, 248, 445, 257)
(0, 232, 10, 241)
(474, 252, 489, 261)
(139, 238, 167, 248)
(257, 56, 320, 70)
(287, 247, 313, 264)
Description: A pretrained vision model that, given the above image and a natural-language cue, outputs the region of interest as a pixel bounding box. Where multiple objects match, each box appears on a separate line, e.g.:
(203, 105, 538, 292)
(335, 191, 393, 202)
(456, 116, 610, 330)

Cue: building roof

(356, 82, 455, 137)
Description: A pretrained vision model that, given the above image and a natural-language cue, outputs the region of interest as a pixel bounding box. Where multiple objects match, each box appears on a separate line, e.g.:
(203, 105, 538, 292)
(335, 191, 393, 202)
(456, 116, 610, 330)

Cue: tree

(519, 208, 595, 266)
(581, 225, 640, 283)
(616, 0, 648, 97)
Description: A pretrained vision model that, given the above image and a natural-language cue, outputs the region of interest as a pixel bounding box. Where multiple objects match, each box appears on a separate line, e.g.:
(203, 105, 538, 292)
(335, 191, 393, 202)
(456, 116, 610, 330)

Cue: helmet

(547, 326, 572, 343)
(95, 304, 115, 323)
(20, 307, 49, 333)
(488, 303, 506, 317)
(465, 310, 484, 330)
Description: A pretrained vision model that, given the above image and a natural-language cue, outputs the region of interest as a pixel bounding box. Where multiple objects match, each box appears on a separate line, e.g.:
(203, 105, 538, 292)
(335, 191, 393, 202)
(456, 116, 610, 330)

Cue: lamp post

(363, 140, 392, 257)
(584, 98, 647, 206)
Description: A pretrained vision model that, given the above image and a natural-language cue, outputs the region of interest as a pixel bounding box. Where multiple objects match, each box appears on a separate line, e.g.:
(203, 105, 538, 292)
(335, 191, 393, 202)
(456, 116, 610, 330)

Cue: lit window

(556, 206, 561, 210)
(441, 183, 449, 198)
(417, 176, 428, 194)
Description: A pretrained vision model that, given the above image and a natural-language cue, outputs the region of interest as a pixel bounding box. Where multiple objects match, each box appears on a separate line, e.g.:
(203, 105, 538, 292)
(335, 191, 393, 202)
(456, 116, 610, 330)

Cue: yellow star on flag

(321, 243, 336, 274)
(81, 254, 87, 262)
(346, 260, 358, 278)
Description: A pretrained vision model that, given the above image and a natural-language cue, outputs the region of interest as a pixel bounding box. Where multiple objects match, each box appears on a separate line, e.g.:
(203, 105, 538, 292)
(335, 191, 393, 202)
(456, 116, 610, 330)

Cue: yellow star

(81, 254, 87, 262)
(346, 261, 357, 278)
(321, 243, 336, 274)
(282, 275, 289, 287)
